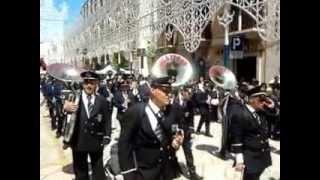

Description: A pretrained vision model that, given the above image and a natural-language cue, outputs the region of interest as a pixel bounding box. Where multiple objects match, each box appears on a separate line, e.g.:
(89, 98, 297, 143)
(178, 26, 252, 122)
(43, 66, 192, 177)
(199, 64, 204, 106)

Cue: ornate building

(64, 0, 279, 82)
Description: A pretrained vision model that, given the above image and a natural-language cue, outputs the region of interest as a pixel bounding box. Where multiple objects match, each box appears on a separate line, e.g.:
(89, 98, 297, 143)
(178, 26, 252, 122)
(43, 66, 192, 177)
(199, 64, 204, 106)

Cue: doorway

(234, 56, 257, 83)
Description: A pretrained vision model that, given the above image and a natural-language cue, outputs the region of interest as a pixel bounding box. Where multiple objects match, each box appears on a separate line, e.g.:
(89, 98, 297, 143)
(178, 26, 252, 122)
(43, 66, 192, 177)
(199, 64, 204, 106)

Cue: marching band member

(172, 87, 203, 180)
(113, 81, 131, 121)
(195, 82, 213, 137)
(229, 86, 276, 180)
(118, 77, 183, 180)
(63, 71, 111, 180)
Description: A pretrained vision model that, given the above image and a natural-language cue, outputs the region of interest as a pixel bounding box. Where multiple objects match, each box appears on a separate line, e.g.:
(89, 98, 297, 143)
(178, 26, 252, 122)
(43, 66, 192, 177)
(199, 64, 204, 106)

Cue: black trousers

(243, 169, 263, 180)
(196, 113, 210, 134)
(55, 103, 63, 134)
(48, 101, 56, 129)
(182, 134, 196, 174)
(72, 150, 106, 180)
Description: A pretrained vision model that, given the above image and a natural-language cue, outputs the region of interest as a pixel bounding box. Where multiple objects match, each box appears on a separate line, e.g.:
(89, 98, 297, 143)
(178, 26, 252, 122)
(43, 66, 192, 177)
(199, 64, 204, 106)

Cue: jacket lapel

(142, 109, 160, 141)
(244, 105, 260, 128)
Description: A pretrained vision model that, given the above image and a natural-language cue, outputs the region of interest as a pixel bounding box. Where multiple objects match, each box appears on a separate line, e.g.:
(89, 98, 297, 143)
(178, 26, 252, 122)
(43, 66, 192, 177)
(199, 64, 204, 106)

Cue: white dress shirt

(82, 91, 96, 118)
(145, 99, 161, 132)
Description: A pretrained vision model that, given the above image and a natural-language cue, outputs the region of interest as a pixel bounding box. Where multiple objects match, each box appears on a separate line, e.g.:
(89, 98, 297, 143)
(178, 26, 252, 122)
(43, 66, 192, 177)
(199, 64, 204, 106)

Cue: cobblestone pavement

(40, 100, 280, 180)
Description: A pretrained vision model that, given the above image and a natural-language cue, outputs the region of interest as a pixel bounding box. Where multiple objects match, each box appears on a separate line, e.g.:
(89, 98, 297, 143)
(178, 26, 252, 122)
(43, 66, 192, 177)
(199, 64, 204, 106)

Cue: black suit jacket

(118, 103, 179, 180)
(171, 98, 195, 134)
(195, 91, 209, 115)
(71, 94, 112, 152)
(113, 91, 126, 112)
(228, 102, 272, 173)
(128, 89, 141, 107)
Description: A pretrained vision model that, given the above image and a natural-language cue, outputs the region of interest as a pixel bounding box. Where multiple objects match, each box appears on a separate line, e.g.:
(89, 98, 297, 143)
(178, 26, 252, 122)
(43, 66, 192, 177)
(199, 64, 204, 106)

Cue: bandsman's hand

(171, 131, 184, 150)
(63, 101, 78, 113)
(263, 97, 275, 109)
(235, 163, 245, 172)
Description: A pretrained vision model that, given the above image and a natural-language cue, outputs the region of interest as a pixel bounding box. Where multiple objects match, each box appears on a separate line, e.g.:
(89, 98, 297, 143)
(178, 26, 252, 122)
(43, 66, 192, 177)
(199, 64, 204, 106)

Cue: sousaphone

(151, 53, 193, 87)
(47, 63, 85, 146)
(208, 65, 237, 90)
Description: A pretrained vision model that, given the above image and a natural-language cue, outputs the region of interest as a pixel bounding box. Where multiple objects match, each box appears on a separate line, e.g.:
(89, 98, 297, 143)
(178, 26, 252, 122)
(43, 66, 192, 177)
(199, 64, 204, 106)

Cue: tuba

(151, 53, 193, 87)
(47, 63, 85, 145)
(208, 65, 238, 161)
(208, 65, 237, 91)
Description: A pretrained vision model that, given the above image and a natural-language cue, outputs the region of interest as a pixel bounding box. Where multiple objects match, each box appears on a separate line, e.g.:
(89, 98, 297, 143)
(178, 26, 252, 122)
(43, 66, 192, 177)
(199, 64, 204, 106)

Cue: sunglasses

(156, 86, 172, 94)
(83, 79, 97, 84)
(257, 95, 268, 102)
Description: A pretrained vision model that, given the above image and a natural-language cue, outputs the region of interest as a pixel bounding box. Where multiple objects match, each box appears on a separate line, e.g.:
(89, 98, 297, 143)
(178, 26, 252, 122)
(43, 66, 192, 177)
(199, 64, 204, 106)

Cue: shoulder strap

(146, 104, 171, 142)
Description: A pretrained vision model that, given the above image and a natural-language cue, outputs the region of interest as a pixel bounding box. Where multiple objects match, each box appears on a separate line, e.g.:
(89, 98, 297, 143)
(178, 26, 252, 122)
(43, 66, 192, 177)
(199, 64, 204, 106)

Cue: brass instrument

(151, 53, 194, 87)
(47, 63, 85, 145)
(208, 65, 237, 90)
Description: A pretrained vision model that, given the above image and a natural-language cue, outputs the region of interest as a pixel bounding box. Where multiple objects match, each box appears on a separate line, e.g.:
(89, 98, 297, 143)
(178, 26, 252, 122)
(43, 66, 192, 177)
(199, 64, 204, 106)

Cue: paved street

(40, 97, 280, 180)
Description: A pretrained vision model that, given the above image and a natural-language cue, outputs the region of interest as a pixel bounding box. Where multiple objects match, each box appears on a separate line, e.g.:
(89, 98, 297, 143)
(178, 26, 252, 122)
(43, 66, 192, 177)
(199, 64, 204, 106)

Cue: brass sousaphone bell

(151, 53, 193, 87)
(208, 65, 237, 90)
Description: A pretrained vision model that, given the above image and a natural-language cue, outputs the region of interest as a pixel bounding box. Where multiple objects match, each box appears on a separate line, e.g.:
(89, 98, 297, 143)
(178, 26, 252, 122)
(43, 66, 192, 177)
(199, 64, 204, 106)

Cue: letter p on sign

(232, 37, 241, 50)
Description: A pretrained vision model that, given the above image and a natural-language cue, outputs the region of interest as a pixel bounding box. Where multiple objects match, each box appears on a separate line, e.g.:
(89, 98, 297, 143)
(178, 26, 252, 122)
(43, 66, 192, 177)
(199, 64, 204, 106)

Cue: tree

(112, 52, 129, 69)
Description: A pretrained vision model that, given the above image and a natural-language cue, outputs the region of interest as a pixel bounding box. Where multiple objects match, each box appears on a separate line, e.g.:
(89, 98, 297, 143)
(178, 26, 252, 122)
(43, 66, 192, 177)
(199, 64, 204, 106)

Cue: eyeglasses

(156, 86, 172, 94)
(258, 95, 268, 102)
(83, 79, 97, 85)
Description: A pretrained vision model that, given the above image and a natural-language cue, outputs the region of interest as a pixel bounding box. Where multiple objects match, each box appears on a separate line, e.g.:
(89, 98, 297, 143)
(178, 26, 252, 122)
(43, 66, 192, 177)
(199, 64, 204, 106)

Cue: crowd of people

(40, 70, 280, 180)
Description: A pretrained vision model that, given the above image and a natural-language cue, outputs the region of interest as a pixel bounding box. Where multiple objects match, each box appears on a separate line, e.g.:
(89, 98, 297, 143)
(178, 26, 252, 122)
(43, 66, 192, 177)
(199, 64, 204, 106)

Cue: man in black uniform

(63, 71, 111, 180)
(128, 79, 141, 107)
(118, 77, 184, 180)
(195, 82, 213, 137)
(113, 82, 131, 121)
(229, 87, 276, 180)
(172, 88, 203, 180)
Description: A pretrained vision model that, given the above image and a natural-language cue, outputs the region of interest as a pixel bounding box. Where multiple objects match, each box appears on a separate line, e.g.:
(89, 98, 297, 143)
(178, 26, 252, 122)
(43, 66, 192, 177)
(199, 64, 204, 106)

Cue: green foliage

(112, 52, 129, 69)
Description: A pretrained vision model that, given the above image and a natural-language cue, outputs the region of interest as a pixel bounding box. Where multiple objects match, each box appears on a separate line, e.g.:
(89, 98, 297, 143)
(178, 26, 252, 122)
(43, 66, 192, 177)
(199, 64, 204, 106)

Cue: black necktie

(155, 111, 165, 142)
(87, 95, 94, 117)
(253, 112, 261, 125)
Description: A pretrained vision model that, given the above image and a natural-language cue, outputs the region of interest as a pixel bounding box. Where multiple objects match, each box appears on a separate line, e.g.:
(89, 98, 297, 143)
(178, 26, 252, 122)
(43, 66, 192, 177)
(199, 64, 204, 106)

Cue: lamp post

(218, 6, 234, 68)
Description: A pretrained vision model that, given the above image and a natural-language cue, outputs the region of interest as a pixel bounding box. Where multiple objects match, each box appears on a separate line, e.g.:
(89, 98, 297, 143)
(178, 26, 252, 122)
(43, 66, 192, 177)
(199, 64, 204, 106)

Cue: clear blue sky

(55, 0, 85, 25)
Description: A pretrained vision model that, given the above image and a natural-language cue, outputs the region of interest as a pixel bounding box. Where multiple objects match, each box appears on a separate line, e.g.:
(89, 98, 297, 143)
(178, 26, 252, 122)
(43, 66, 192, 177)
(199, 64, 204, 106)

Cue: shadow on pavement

(62, 163, 74, 174)
(195, 144, 219, 155)
(195, 144, 234, 161)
